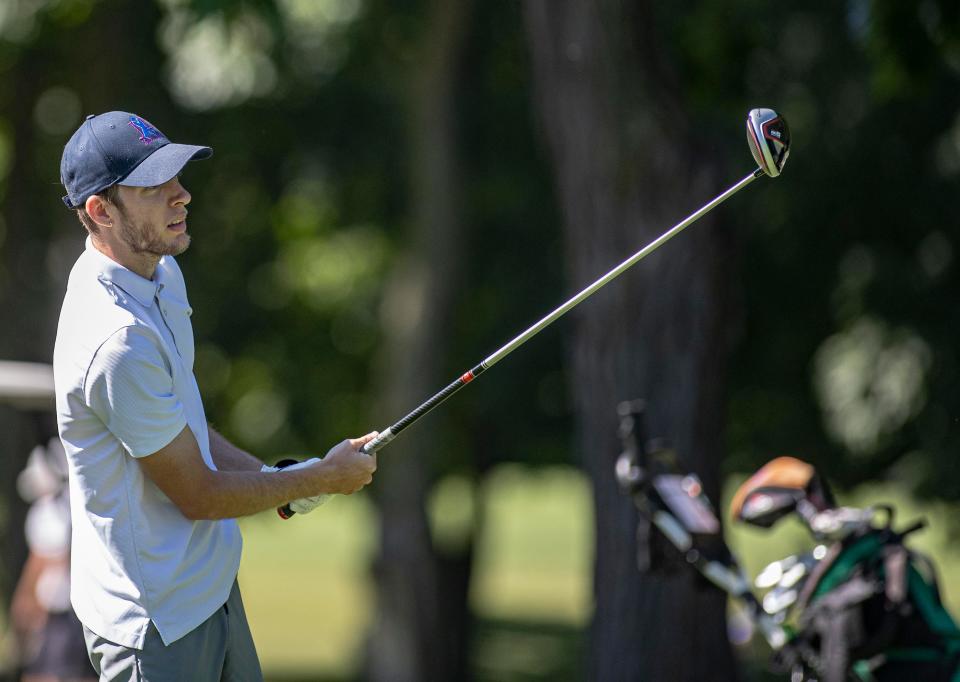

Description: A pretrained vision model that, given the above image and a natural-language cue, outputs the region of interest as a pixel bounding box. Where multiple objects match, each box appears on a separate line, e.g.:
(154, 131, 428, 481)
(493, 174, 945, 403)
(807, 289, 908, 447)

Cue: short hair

(75, 184, 123, 236)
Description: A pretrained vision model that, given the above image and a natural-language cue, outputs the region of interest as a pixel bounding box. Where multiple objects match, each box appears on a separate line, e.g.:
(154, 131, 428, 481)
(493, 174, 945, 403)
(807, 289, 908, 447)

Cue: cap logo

(128, 116, 162, 145)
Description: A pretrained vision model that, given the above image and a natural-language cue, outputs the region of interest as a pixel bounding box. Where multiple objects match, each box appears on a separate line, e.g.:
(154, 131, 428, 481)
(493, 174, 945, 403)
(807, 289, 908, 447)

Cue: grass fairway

(238, 465, 592, 681)
(238, 465, 960, 680)
(238, 494, 378, 680)
(471, 465, 593, 624)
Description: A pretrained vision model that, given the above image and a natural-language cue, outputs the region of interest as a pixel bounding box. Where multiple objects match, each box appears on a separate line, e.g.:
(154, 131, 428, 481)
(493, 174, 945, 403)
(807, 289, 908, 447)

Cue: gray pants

(83, 581, 263, 682)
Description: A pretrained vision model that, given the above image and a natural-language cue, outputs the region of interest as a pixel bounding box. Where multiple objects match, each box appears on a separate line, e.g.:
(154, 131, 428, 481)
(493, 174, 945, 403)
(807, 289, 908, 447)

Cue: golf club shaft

(360, 167, 763, 455)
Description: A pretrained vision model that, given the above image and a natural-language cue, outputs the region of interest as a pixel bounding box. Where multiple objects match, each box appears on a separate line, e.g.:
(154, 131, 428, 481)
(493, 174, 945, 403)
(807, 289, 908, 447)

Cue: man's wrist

(261, 458, 330, 516)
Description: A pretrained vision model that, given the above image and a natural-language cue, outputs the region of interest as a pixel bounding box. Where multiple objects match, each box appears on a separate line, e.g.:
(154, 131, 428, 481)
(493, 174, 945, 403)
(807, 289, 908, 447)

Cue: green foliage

(2, 0, 960, 621)
(681, 1, 960, 502)
(4, 1, 960, 679)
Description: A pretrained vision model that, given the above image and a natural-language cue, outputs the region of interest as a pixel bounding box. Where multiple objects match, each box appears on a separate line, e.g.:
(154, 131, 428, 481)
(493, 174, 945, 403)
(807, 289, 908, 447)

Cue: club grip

(278, 495, 334, 519)
(360, 428, 395, 455)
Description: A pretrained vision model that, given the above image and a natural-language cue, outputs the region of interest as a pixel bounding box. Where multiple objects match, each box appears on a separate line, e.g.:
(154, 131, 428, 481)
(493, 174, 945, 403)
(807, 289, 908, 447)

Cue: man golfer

(53, 111, 378, 680)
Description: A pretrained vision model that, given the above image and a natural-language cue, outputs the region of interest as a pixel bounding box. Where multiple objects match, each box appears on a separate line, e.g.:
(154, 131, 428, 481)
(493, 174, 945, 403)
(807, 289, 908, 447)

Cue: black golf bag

(773, 513, 960, 682)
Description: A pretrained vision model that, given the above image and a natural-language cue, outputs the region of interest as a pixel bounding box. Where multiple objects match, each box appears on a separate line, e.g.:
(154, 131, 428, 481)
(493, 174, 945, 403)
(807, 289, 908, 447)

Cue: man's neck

(91, 236, 159, 280)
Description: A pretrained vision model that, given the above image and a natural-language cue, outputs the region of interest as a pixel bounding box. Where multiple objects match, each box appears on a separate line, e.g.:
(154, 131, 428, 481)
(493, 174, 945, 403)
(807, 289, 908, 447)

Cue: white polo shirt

(53, 239, 242, 649)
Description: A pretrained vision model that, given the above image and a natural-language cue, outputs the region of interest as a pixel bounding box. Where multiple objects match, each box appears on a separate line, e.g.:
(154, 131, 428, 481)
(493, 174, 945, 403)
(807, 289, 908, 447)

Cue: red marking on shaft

(461, 371, 475, 384)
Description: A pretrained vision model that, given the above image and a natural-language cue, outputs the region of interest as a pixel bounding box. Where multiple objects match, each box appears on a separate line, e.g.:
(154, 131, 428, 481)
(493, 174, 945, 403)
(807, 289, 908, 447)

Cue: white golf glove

(261, 458, 330, 514)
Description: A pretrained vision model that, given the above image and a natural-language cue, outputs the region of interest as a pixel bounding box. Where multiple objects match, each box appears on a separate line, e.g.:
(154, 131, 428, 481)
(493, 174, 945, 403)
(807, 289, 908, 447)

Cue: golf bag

(614, 400, 960, 682)
(770, 510, 960, 682)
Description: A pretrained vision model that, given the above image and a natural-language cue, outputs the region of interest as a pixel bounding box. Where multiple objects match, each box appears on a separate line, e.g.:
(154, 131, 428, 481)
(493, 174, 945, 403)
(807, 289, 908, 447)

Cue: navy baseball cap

(60, 111, 212, 209)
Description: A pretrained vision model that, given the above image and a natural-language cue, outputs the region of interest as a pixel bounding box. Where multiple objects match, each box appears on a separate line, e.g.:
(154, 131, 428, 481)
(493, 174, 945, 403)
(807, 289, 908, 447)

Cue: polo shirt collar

(85, 237, 164, 307)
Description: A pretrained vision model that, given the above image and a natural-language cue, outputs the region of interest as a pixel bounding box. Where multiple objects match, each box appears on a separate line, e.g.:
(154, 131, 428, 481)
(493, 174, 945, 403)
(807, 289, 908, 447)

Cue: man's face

(112, 176, 192, 258)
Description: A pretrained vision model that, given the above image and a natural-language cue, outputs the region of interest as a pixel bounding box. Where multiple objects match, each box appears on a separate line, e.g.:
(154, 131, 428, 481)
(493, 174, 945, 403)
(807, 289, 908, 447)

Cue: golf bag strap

(819, 607, 862, 682)
(801, 576, 878, 682)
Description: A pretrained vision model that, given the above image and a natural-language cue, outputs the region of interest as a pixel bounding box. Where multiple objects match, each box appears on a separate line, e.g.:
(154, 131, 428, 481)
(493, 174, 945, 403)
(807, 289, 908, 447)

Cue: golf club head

(756, 554, 800, 590)
(730, 456, 835, 529)
(736, 486, 805, 528)
(746, 108, 790, 177)
(762, 584, 799, 617)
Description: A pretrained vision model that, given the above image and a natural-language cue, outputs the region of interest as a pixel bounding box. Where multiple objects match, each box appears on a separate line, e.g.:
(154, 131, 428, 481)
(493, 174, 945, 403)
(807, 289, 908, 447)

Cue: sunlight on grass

(239, 464, 960, 680)
(472, 465, 593, 625)
(238, 492, 377, 678)
(239, 465, 593, 678)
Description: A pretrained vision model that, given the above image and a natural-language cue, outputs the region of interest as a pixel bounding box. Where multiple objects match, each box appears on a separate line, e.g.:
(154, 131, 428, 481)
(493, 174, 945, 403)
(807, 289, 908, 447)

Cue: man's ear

(84, 194, 113, 229)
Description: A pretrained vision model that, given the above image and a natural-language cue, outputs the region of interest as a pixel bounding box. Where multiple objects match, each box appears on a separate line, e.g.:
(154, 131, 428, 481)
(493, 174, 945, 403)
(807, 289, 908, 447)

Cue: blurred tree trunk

(0, 23, 57, 631)
(524, 3, 738, 680)
(366, 1, 475, 680)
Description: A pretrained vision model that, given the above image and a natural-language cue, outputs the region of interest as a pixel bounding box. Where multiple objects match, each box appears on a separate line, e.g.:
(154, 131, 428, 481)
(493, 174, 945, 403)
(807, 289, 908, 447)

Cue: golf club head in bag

(747, 108, 790, 177)
(756, 549, 823, 624)
(730, 456, 835, 529)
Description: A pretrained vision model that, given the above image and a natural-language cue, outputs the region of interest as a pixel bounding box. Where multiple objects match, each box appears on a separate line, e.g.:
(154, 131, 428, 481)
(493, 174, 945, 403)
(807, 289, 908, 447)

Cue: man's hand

(274, 432, 378, 519)
(315, 432, 378, 495)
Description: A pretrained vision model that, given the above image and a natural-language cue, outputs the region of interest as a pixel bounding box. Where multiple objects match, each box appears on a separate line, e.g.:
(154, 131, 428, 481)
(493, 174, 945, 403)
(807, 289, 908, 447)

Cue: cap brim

(120, 143, 212, 188)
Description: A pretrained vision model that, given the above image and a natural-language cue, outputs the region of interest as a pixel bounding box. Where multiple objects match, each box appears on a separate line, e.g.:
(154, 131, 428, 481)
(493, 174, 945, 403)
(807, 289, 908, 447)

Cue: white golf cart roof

(0, 360, 55, 410)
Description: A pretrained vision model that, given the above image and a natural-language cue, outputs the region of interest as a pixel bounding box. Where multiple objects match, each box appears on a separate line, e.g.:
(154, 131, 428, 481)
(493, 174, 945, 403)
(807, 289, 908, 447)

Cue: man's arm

(208, 427, 264, 472)
(138, 425, 377, 520)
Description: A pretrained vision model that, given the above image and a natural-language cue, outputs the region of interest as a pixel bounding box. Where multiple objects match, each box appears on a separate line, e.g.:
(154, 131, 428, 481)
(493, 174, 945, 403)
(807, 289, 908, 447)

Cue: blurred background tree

(1, 0, 960, 680)
(525, 2, 737, 679)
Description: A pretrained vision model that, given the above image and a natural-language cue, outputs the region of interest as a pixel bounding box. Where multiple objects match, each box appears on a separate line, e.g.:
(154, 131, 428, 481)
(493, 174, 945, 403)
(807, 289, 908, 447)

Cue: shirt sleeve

(84, 325, 188, 458)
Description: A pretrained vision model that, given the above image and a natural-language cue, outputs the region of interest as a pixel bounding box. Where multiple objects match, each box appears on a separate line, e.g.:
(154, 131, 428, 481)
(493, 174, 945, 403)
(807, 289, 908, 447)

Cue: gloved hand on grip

(261, 458, 330, 515)
(275, 433, 378, 519)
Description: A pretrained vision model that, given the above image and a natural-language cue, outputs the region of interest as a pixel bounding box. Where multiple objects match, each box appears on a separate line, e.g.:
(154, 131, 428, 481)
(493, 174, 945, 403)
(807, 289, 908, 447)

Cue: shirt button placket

(156, 294, 183, 361)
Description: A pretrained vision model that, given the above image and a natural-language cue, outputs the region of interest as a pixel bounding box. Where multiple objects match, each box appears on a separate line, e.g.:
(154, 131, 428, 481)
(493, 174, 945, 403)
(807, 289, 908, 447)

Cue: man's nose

(170, 178, 191, 206)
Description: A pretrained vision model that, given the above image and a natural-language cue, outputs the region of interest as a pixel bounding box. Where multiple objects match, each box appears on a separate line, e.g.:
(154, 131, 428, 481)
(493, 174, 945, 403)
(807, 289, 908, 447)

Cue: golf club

(279, 108, 790, 519)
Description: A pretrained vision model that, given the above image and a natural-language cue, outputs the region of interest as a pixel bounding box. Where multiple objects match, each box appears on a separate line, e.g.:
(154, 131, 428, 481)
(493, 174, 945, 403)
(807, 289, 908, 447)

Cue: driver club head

(747, 108, 790, 178)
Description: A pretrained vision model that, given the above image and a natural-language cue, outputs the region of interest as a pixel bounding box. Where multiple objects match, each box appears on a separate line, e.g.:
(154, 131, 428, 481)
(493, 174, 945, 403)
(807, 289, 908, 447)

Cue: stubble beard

(117, 211, 191, 258)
